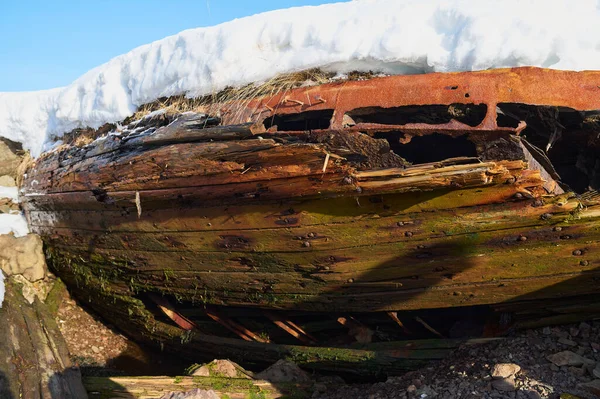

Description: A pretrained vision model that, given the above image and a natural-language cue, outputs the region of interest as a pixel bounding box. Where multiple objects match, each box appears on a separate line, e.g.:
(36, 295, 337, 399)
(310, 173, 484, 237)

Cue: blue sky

(0, 0, 338, 92)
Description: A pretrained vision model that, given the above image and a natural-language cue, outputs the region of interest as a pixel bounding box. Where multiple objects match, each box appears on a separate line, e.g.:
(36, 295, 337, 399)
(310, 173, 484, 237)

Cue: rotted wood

(0, 278, 88, 399)
(124, 119, 266, 147)
(82, 375, 305, 399)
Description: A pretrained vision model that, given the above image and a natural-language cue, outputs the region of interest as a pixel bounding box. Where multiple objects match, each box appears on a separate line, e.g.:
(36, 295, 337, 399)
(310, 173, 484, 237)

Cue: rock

(542, 327, 552, 335)
(525, 390, 542, 399)
(491, 363, 521, 379)
(91, 346, 100, 354)
(211, 359, 240, 378)
(256, 360, 311, 383)
(0, 175, 16, 187)
(191, 365, 210, 377)
(10, 274, 52, 304)
(192, 359, 250, 378)
(570, 327, 580, 337)
(577, 379, 600, 396)
(314, 383, 327, 393)
(593, 365, 600, 379)
(415, 385, 437, 398)
(407, 384, 417, 393)
(558, 338, 577, 347)
(0, 234, 47, 282)
(491, 376, 516, 392)
(159, 389, 219, 399)
(0, 200, 20, 214)
(568, 366, 585, 377)
(547, 351, 586, 367)
(0, 139, 23, 178)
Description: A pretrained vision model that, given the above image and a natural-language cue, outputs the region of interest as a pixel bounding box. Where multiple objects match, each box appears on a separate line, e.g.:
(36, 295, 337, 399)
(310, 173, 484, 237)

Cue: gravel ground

(314, 322, 600, 399)
(56, 288, 600, 398)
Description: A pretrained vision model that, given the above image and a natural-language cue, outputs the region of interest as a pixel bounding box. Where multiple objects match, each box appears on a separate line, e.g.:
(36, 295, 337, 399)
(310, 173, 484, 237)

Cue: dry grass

(56, 68, 382, 148)
(129, 68, 336, 122)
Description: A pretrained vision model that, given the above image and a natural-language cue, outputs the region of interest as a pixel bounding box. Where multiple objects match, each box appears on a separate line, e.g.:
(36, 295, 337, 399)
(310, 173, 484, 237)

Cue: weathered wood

(126, 121, 266, 147)
(0, 279, 88, 399)
(82, 375, 304, 399)
(21, 67, 600, 375)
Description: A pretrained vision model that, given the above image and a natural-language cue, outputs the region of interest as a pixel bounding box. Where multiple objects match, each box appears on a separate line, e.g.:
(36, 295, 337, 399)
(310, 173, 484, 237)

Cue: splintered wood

(19, 67, 600, 374)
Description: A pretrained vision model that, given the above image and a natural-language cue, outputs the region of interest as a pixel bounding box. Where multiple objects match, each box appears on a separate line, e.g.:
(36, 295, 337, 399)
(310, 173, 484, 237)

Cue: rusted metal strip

(264, 312, 317, 345)
(387, 311, 412, 335)
(415, 317, 444, 339)
(221, 67, 600, 137)
(204, 306, 269, 343)
(148, 294, 196, 331)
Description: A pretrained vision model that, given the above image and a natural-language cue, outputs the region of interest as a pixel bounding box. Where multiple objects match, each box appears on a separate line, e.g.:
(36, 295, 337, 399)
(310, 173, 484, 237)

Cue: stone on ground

(191, 359, 251, 379)
(159, 388, 220, 399)
(0, 138, 23, 178)
(256, 359, 311, 383)
(0, 175, 16, 187)
(491, 363, 521, 379)
(0, 233, 47, 282)
(547, 351, 587, 367)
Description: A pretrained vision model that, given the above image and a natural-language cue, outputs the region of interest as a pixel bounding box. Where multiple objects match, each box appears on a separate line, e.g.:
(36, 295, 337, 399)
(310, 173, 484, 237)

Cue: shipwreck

(20, 67, 600, 375)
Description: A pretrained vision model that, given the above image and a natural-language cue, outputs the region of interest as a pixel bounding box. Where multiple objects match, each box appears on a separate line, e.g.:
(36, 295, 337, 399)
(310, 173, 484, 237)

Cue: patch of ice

(2, 0, 600, 156)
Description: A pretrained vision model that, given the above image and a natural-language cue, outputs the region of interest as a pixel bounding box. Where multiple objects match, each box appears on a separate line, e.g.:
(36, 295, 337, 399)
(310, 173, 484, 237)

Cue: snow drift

(3, 0, 600, 156)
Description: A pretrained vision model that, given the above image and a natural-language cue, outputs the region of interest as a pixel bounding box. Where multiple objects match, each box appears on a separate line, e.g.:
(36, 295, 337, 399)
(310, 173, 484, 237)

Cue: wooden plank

(83, 375, 292, 399)
(31, 198, 585, 254)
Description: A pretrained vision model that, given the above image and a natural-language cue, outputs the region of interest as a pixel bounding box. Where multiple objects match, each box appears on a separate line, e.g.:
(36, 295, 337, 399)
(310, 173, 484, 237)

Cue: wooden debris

(0, 278, 88, 399)
(82, 375, 296, 399)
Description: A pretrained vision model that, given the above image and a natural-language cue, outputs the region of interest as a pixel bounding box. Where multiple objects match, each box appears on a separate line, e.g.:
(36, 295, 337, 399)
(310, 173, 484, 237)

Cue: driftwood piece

(0, 279, 87, 399)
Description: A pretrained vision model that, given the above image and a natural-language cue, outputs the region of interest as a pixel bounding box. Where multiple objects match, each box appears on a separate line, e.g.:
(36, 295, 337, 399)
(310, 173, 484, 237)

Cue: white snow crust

(0, 186, 19, 203)
(0, 214, 30, 237)
(3, 0, 600, 156)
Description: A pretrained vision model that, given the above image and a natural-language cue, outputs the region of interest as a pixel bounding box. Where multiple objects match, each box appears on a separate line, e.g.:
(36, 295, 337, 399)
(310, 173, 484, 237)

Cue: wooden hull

(21, 67, 600, 373)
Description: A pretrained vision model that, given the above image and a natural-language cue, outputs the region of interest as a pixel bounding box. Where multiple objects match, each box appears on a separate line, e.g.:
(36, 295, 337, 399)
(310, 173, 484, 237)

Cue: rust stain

(222, 67, 600, 139)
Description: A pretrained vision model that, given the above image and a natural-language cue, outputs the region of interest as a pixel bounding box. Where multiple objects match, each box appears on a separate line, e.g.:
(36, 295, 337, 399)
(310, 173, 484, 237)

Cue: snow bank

(3, 0, 600, 156)
(0, 214, 30, 237)
(0, 187, 19, 203)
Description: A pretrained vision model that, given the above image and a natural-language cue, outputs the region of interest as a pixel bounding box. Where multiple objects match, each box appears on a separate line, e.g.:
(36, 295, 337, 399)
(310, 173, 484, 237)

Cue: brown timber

(20, 67, 600, 374)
